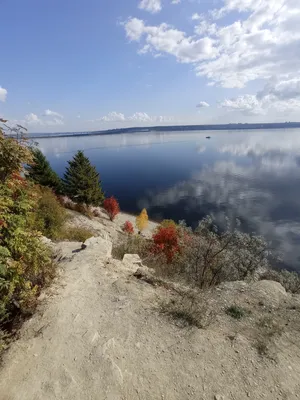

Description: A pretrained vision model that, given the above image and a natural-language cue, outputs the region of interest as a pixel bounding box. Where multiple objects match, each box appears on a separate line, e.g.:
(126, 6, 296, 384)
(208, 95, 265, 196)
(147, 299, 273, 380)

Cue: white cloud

(18, 111, 65, 128)
(194, 21, 217, 36)
(125, 18, 146, 41)
(128, 112, 152, 122)
(92, 111, 174, 124)
(0, 86, 7, 102)
(139, 0, 162, 13)
(43, 109, 64, 119)
(258, 77, 300, 101)
(99, 112, 126, 122)
(24, 113, 43, 126)
(220, 95, 264, 115)
(171, 0, 181, 4)
(125, 18, 218, 63)
(125, 0, 300, 93)
(191, 13, 202, 21)
(220, 77, 300, 115)
(197, 101, 210, 108)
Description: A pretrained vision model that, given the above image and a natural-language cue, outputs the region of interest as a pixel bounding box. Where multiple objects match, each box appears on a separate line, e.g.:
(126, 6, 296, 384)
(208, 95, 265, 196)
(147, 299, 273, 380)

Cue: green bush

(33, 187, 67, 239)
(0, 180, 51, 322)
(159, 217, 272, 288)
(0, 124, 54, 329)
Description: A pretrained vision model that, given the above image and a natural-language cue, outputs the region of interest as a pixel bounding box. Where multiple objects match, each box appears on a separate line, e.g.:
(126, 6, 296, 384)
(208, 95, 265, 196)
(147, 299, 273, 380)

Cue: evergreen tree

(27, 148, 62, 193)
(63, 150, 104, 206)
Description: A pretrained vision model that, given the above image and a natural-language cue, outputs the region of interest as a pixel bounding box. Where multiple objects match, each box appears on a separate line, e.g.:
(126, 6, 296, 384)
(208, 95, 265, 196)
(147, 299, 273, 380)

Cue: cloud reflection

(139, 154, 300, 271)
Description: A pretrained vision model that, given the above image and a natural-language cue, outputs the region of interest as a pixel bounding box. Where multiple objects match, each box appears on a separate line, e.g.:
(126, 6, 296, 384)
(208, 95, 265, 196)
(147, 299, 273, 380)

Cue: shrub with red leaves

(122, 220, 134, 234)
(152, 225, 180, 263)
(103, 196, 120, 221)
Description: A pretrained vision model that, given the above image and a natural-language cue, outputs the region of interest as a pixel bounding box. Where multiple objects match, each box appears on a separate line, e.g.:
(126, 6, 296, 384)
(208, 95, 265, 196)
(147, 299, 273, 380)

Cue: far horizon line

(27, 121, 300, 138)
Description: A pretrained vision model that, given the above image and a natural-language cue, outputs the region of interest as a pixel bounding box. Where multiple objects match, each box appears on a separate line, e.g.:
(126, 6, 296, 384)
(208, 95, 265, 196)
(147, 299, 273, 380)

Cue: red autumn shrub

(152, 225, 180, 263)
(122, 220, 134, 234)
(103, 196, 120, 221)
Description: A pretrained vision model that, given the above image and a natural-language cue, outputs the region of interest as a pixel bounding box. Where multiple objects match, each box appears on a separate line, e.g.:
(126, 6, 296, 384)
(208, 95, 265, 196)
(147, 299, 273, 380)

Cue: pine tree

(27, 148, 62, 193)
(63, 150, 104, 206)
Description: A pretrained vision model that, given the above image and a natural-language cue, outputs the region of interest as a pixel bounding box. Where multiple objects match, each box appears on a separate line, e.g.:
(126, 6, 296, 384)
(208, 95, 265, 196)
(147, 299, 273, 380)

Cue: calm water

(37, 129, 300, 272)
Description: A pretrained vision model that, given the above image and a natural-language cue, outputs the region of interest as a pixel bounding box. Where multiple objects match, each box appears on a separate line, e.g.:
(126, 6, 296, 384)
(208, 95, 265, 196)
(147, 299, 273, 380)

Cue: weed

(160, 294, 213, 329)
(257, 316, 284, 338)
(255, 340, 269, 356)
(253, 316, 284, 358)
(226, 305, 250, 320)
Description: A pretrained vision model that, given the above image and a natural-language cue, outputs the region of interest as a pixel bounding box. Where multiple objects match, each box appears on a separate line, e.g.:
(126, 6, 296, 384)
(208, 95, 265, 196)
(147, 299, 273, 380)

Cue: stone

(83, 236, 112, 257)
(122, 254, 143, 266)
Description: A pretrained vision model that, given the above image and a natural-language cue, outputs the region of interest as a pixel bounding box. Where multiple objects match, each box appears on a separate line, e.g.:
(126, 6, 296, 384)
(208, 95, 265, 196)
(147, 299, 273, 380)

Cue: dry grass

(253, 316, 284, 358)
(55, 226, 94, 242)
(112, 234, 151, 260)
(73, 203, 94, 219)
(160, 293, 214, 329)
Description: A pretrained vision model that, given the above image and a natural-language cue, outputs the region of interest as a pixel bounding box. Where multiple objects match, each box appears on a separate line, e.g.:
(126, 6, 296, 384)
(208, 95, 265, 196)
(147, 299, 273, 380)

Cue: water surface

(37, 129, 300, 272)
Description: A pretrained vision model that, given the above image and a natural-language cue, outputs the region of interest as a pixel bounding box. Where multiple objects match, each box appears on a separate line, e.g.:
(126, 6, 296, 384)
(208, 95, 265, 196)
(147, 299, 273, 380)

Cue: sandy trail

(0, 235, 300, 400)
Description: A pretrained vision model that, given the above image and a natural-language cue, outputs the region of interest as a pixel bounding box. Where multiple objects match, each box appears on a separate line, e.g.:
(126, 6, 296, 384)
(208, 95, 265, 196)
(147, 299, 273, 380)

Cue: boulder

(122, 254, 143, 267)
(251, 280, 287, 308)
(83, 236, 112, 257)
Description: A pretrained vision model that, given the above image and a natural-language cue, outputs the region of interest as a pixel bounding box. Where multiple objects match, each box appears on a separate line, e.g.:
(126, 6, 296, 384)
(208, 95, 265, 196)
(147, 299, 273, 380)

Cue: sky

(0, 0, 300, 133)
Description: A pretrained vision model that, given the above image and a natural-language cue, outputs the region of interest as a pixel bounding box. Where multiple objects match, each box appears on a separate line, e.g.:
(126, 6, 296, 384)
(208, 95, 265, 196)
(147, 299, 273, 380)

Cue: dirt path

(0, 237, 300, 400)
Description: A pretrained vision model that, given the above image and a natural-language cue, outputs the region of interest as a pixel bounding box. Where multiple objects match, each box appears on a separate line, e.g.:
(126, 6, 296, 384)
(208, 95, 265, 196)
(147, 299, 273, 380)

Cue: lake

(37, 129, 300, 272)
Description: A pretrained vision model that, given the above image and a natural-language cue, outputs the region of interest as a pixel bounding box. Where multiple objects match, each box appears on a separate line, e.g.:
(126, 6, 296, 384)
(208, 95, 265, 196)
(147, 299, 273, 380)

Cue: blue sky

(1, 0, 300, 132)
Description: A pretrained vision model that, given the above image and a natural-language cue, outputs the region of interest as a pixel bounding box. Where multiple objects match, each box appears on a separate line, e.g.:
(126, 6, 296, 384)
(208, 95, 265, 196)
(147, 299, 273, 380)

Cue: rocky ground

(0, 212, 300, 400)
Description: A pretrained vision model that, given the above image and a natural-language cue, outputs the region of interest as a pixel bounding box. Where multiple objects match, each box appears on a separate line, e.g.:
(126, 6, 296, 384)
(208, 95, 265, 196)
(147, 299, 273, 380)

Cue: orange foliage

(103, 196, 120, 221)
(122, 220, 134, 234)
(152, 225, 180, 263)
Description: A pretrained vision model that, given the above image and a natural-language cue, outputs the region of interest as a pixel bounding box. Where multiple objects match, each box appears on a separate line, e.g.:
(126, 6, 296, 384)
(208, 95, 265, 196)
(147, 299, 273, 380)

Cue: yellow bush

(136, 208, 149, 232)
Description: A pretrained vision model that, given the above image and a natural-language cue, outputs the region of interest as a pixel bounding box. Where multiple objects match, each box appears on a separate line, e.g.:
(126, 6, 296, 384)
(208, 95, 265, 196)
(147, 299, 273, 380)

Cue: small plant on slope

(122, 221, 134, 234)
(136, 208, 149, 233)
(226, 305, 249, 320)
(103, 196, 120, 221)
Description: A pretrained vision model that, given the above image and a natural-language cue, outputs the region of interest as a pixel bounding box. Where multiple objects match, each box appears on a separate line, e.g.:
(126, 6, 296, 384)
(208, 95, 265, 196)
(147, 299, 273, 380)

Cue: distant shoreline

(28, 122, 300, 139)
